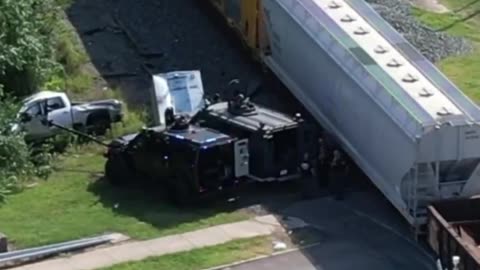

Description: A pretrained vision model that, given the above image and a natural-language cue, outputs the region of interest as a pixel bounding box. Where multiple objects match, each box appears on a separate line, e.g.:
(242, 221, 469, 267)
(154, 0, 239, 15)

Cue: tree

(0, 0, 59, 97)
(0, 95, 30, 198)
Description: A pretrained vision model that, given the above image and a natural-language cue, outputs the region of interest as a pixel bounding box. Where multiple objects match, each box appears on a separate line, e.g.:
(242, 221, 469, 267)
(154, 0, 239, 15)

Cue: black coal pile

(365, 0, 472, 62)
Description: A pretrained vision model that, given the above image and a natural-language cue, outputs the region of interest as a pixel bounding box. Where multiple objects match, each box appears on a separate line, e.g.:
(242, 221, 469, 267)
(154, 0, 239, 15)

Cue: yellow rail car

(209, 0, 270, 59)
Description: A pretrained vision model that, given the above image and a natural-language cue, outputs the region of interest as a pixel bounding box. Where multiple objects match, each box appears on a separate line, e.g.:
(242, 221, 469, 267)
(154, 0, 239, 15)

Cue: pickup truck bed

(428, 198, 480, 269)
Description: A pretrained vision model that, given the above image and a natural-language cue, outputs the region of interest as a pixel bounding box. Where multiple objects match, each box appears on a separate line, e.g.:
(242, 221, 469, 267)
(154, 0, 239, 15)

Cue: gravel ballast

(365, 0, 473, 62)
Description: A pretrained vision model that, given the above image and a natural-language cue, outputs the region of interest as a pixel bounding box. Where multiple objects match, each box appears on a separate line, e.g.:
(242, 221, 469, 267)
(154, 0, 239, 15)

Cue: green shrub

(0, 0, 61, 97)
(0, 134, 34, 194)
(0, 96, 56, 199)
(110, 109, 146, 138)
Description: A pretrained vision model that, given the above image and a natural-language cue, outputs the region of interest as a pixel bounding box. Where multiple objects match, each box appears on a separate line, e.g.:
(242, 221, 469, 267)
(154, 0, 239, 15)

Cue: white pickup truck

(15, 91, 123, 141)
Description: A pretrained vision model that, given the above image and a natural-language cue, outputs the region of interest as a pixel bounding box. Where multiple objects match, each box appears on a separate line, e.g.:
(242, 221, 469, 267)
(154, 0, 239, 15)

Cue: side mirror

(19, 112, 32, 123)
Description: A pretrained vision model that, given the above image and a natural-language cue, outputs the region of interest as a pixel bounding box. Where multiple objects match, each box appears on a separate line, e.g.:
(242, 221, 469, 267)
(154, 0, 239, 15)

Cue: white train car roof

(301, 0, 480, 128)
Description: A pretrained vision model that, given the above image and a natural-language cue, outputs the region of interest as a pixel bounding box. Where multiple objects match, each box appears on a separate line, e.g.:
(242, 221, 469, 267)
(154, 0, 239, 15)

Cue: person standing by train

(299, 153, 318, 199)
(315, 137, 331, 188)
(329, 149, 349, 201)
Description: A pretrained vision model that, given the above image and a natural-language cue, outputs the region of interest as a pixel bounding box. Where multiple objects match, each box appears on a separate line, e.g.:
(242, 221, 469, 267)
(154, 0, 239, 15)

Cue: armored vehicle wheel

(105, 154, 133, 186)
(168, 171, 196, 206)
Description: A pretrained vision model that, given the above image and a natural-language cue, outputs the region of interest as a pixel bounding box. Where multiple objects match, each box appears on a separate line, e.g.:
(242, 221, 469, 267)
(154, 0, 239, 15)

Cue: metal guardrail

(0, 234, 115, 268)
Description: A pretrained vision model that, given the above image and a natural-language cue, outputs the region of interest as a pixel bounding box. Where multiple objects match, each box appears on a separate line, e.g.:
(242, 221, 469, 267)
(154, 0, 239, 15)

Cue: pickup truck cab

(16, 91, 123, 141)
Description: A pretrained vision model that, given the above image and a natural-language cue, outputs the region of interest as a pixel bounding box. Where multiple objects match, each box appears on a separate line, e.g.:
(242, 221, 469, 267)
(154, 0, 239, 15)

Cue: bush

(0, 96, 54, 199)
(0, 134, 34, 196)
(43, 130, 75, 153)
(0, 0, 61, 97)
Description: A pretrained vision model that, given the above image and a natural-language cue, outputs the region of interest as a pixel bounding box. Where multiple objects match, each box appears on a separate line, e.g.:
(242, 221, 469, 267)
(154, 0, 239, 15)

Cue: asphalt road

(224, 244, 415, 270)
(222, 192, 437, 270)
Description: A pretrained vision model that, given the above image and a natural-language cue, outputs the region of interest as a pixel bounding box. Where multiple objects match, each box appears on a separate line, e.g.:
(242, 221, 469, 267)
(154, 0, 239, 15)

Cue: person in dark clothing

(165, 107, 175, 126)
(329, 149, 349, 201)
(315, 138, 331, 188)
(299, 158, 318, 199)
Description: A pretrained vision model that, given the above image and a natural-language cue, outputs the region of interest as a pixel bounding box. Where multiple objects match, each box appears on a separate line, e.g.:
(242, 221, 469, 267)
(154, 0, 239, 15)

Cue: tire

(171, 181, 191, 206)
(89, 116, 111, 136)
(167, 170, 196, 206)
(105, 154, 133, 186)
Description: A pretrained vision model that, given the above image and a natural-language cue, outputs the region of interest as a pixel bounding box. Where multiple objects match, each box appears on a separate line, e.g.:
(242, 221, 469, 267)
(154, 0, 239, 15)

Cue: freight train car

(207, 0, 480, 229)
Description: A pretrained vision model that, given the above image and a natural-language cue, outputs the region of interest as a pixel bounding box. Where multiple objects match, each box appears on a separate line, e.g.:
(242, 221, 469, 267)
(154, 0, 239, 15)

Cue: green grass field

(100, 237, 272, 270)
(413, 1, 480, 102)
(0, 145, 248, 248)
(442, 0, 480, 13)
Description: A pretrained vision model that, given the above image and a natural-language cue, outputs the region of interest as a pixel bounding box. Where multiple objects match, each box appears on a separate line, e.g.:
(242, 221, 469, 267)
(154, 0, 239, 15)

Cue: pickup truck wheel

(91, 117, 110, 136)
(105, 154, 132, 186)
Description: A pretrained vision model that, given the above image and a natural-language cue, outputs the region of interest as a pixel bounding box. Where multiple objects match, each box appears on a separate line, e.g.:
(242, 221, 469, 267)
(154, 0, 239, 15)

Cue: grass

(100, 237, 272, 270)
(412, 3, 480, 103)
(441, 0, 480, 14)
(0, 144, 248, 248)
(45, 13, 94, 96)
(109, 107, 145, 137)
(0, 1, 198, 249)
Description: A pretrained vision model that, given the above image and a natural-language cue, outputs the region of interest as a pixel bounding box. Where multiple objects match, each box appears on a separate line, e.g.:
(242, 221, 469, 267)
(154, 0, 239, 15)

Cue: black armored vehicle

(199, 93, 306, 182)
(104, 115, 250, 204)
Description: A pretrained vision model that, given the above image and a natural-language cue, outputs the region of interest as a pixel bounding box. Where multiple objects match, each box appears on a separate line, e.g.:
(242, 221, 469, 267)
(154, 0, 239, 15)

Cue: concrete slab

(68, 250, 119, 270)
(101, 242, 155, 264)
(220, 220, 276, 239)
(142, 234, 194, 255)
(254, 215, 280, 226)
(15, 258, 74, 270)
(181, 226, 232, 248)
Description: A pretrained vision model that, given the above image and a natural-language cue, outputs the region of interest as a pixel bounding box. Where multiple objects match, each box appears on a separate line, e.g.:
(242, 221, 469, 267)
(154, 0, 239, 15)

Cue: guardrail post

(0, 233, 7, 253)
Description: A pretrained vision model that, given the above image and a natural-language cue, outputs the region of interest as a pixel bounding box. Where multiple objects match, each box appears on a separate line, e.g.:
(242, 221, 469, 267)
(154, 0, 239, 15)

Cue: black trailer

(199, 95, 307, 181)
